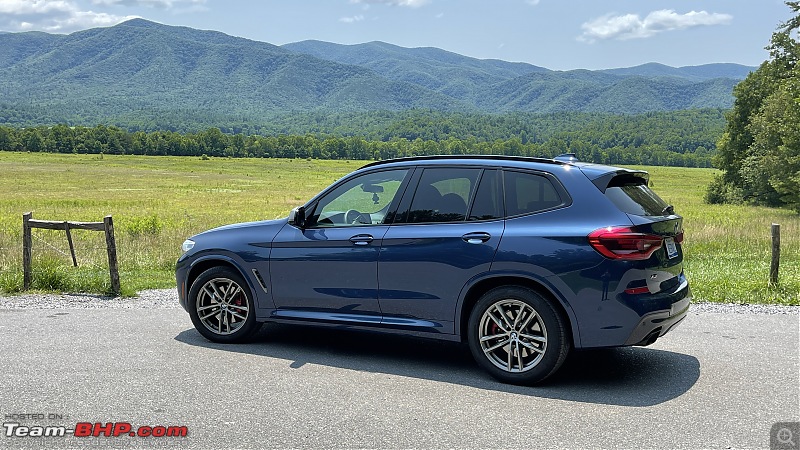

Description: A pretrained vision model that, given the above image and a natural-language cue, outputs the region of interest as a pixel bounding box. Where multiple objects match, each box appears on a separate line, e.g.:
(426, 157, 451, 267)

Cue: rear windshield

(605, 176, 670, 216)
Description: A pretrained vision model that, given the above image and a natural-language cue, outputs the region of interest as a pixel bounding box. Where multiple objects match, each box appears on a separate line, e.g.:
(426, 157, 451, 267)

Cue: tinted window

(406, 168, 480, 223)
(311, 169, 408, 227)
(504, 170, 563, 216)
(468, 170, 502, 221)
(605, 176, 670, 216)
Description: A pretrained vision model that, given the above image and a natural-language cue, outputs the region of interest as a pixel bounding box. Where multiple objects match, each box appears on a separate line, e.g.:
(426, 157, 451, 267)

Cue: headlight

(181, 239, 195, 253)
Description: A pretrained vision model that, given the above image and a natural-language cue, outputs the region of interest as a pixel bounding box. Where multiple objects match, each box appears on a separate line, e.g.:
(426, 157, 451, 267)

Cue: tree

(0, 126, 18, 150)
(709, 1, 800, 211)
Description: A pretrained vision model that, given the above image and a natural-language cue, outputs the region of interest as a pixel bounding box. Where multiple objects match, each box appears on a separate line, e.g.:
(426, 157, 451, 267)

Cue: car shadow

(174, 323, 700, 407)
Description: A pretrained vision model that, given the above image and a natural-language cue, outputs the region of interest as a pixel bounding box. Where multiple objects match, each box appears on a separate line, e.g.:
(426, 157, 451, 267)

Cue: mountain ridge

(0, 19, 754, 128)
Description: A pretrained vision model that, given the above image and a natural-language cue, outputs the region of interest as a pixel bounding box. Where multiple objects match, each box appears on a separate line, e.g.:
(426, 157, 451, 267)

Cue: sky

(0, 0, 794, 70)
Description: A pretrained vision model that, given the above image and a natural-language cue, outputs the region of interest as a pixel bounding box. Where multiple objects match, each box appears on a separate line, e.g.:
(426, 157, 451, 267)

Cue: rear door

(377, 167, 505, 333)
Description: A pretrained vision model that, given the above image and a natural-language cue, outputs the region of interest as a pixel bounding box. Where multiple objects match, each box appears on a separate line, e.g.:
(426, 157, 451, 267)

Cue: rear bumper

(624, 278, 691, 346)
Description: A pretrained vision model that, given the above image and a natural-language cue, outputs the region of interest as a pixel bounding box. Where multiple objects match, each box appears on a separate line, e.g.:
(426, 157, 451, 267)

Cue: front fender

(182, 251, 275, 313)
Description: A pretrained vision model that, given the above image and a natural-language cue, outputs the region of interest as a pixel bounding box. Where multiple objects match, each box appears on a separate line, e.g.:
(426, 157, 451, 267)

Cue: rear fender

(455, 271, 582, 348)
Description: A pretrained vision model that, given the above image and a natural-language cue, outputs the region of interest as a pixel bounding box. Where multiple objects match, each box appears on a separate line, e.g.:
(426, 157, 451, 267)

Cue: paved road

(0, 303, 797, 449)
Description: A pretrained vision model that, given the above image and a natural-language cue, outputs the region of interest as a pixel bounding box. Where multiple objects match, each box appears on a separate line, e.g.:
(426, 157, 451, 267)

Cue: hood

(189, 218, 288, 251)
(201, 218, 287, 235)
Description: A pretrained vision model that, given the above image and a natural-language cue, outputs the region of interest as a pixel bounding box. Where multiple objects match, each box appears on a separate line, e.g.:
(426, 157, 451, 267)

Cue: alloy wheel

(195, 277, 250, 336)
(478, 299, 548, 373)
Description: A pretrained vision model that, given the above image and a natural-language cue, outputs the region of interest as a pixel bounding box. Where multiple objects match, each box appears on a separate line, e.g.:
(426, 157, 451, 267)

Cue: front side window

(310, 169, 408, 227)
(405, 168, 481, 223)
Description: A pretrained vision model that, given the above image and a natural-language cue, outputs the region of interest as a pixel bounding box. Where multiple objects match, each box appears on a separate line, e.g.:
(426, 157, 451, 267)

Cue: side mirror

(288, 206, 306, 228)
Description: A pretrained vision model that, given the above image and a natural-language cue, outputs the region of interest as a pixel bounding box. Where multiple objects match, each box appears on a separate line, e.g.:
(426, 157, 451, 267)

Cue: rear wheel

(188, 266, 260, 343)
(468, 286, 569, 385)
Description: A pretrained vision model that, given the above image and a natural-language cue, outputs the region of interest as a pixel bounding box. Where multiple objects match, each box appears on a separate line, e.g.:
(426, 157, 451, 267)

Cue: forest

(0, 109, 724, 167)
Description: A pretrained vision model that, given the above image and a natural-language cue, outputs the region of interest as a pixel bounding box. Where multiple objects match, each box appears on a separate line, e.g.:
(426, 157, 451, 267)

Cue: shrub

(126, 214, 163, 236)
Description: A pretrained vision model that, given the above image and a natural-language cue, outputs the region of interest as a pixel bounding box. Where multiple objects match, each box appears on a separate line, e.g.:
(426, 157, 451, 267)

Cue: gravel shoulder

(0, 289, 798, 314)
(0, 288, 181, 309)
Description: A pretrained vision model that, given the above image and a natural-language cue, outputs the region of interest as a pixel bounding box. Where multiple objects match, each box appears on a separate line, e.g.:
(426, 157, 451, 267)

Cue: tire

(467, 286, 570, 385)
(187, 266, 260, 343)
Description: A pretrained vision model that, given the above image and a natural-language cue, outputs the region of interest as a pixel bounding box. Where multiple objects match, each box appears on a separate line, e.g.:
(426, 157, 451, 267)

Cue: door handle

(349, 234, 374, 246)
(462, 232, 491, 244)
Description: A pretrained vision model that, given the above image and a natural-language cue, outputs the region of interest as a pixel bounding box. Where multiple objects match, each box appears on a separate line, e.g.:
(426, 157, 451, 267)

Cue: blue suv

(176, 155, 690, 384)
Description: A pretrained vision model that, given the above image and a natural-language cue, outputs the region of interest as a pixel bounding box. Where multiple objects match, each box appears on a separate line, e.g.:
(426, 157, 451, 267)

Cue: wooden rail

(23, 212, 120, 295)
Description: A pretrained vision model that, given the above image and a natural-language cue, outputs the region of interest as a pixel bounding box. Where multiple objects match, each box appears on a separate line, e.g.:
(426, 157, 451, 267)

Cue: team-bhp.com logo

(3, 422, 188, 438)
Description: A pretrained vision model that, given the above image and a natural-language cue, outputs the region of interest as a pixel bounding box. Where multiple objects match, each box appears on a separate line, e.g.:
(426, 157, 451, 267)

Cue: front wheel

(467, 286, 569, 385)
(188, 266, 260, 343)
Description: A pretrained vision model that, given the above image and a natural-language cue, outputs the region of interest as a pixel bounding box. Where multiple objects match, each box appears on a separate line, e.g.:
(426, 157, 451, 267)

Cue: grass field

(1, 152, 797, 305)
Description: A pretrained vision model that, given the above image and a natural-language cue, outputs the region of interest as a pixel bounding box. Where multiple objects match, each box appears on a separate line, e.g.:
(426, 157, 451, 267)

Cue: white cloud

(350, 0, 430, 8)
(579, 9, 732, 43)
(55, 9, 138, 30)
(525, 0, 540, 6)
(90, 0, 205, 8)
(0, 0, 73, 15)
(0, 0, 136, 33)
(339, 14, 364, 23)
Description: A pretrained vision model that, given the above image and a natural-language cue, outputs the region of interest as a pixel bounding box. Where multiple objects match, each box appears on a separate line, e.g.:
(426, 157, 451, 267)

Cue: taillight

(675, 231, 684, 244)
(624, 286, 650, 295)
(588, 226, 663, 260)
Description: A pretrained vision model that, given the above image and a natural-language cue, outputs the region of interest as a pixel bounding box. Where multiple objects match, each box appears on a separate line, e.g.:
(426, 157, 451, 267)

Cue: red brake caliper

(233, 294, 243, 320)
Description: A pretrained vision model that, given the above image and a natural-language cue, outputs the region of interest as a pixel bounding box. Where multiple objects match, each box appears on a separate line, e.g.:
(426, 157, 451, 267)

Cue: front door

(269, 168, 410, 324)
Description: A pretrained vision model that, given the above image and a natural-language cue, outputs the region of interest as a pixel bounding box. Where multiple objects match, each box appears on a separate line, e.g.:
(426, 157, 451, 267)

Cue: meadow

(0, 152, 797, 305)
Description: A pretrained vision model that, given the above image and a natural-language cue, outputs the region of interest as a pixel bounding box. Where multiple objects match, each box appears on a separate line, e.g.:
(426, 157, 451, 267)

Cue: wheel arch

(186, 255, 255, 302)
(456, 274, 580, 347)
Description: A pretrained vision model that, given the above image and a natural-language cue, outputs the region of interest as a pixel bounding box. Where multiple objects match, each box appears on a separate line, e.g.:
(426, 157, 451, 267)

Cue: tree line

(0, 122, 715, 167)
(708, 1, 799, 212)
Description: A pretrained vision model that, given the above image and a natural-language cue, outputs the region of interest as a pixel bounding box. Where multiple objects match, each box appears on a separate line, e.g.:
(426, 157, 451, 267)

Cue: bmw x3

(176, 155, 690, 384)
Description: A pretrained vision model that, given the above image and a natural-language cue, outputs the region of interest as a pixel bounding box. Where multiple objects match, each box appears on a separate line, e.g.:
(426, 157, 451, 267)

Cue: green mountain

(471, 71, 739, 113)
(600, 62, 754, 81)
(0, 19, 465, 122)
(283, 40, 747, 113)
(282, 40, 548, 100)
(0, 19, 751, 129)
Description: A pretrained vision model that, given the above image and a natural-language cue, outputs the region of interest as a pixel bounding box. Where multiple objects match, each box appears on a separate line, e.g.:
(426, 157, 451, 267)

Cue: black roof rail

(359, 154, 571, 169)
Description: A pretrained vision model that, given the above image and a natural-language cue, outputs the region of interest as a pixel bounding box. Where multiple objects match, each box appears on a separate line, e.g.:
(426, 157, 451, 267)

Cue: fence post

(23, 212, 32, 290)
(65, 222, 78, 267)
(770, 223, 780, 286)
(104, 215, 121, 295)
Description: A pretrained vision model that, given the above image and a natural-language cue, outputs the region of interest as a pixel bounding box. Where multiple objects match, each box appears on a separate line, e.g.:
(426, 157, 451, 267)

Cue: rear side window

(504, 170, 564, 216)
(406, 168, 480, 223)
(605, 176, 670, 216)
(468, 170, 503, 221)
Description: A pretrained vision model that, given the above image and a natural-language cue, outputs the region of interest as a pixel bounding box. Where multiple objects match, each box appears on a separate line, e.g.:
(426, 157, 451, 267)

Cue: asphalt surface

(0, 304, 798, 449)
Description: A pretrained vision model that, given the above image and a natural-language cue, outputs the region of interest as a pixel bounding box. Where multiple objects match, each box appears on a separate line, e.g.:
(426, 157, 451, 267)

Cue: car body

(176, 155, 690, 384)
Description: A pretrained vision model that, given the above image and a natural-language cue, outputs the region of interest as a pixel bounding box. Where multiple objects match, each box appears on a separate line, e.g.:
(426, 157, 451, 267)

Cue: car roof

(360, 155, 566, 170)
(358, 154, 636, 177)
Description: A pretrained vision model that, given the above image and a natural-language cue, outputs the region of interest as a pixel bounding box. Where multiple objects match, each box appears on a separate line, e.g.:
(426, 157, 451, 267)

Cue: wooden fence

(22, 212, 120, 295)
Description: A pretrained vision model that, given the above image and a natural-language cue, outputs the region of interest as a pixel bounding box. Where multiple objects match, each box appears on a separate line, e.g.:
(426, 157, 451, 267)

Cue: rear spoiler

(579, 167, 650, 193)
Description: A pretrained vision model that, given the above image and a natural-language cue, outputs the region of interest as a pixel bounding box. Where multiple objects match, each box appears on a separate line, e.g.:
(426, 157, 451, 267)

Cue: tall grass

(0, 152, 796, 304)
(0, 152, 349, 296)
(631, 166, 799, 305)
